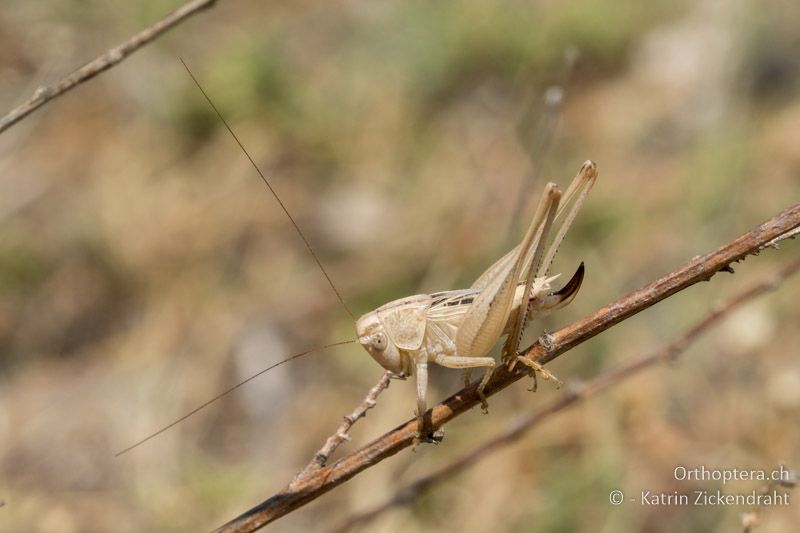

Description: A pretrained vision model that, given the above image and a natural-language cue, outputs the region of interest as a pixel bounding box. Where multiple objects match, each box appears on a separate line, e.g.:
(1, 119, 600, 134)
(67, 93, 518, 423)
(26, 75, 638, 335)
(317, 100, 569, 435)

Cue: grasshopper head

(356, 312, 407, 375)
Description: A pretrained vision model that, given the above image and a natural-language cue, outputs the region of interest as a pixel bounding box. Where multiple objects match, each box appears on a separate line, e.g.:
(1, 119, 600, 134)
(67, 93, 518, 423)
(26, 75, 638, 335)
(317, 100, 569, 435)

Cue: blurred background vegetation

(1, 0, 799, 531)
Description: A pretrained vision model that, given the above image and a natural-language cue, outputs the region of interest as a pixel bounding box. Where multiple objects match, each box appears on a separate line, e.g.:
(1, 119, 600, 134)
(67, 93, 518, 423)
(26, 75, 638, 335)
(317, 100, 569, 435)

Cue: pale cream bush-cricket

(356, 161, 597, 438)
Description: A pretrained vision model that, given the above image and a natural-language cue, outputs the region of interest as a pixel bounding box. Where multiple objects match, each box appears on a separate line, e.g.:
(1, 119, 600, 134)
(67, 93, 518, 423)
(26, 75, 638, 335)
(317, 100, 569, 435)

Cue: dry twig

(214, 203, 800, 533)
(331, 256, 800, 532)
(0, 0, 218, 135)
(300, 372, 393, 478)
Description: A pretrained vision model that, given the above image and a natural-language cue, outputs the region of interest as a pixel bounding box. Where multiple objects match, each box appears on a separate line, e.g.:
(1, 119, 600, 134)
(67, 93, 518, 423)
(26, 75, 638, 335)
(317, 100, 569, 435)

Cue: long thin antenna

(115, 340, 355, 456)
(180, 58, 355, 321)
(508, 46, 579, 243)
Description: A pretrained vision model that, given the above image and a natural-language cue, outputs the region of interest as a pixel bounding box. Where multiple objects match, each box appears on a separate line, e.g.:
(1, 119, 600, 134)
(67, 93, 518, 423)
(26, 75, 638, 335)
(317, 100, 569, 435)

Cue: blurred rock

(768, 366, 800, 409)
(316, 183, 389, 251)
(719, 304, 776, 355)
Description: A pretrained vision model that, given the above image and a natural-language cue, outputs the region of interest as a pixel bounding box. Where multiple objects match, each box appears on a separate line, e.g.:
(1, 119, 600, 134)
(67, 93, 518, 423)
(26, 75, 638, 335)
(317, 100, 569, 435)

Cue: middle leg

(433, 353, 496, 412)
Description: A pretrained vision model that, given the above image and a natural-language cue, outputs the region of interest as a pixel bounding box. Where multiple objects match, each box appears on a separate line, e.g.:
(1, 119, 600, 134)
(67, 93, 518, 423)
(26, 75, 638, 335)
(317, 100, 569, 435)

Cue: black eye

(372, 332, 387, 350)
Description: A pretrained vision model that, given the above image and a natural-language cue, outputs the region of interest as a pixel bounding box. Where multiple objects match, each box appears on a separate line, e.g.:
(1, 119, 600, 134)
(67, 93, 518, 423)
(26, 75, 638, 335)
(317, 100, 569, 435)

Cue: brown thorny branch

(0, 0, 218, 135)
(330, 256, 800, 533)
(215, 203, 800, 533)
(303, 371, 393, 477)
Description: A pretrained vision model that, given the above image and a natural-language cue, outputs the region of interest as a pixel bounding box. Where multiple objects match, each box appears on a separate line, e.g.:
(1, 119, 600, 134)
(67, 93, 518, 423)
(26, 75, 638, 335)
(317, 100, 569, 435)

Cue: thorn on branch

(33, 86, 52, 100)
(539, 331, 556, 352)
